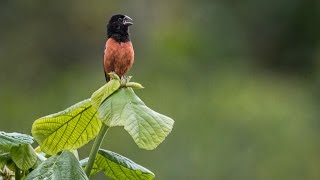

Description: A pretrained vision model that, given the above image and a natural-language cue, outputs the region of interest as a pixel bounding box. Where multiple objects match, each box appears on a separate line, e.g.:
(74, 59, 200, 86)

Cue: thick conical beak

(123, 15, 133, 26)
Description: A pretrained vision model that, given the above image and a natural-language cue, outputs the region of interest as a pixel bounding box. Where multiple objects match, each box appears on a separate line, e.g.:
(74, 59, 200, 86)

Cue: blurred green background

(1, 0, 320, 179)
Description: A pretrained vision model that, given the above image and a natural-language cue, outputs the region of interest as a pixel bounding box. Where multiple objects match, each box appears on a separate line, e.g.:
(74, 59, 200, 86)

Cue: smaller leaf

(0, 132, 33, 151)
(10, 144, 38, 170)
(91, 79, 121, 110)
(99, 88, 174, 150)
(125, 82, 144, 89)
(108, 72, 121, 80)
(25, 151, 88, 180)
(81, 149, 155, 179)
(0, 153, 11, 168)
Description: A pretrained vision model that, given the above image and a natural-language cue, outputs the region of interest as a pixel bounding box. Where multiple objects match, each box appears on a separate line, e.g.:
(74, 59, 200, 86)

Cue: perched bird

(103, 14, 134, 81)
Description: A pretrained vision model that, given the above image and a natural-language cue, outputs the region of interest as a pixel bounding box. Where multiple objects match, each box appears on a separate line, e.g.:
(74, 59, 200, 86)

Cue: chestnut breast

(103, 38, 134, 77)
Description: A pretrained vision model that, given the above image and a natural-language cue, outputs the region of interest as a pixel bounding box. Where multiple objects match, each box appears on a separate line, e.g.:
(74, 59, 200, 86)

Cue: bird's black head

(107, 14, 133, 42)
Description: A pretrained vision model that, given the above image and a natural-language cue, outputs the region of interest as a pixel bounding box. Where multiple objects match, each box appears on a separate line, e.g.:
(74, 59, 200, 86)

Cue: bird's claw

(120, 75, 132, 87)
(107, 73, 133, 87)
(108, 72, 120, 80)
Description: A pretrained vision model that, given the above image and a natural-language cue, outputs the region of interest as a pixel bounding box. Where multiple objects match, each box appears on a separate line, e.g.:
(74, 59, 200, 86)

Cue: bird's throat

(109, 33, 130, 43)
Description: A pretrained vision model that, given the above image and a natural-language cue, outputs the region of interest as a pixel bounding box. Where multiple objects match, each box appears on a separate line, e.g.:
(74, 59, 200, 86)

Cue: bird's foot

(120, 75, 132, 87)
(108, 72, 120, 80)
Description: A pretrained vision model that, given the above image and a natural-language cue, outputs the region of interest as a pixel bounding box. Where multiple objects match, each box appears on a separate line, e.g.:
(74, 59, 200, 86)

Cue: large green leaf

(10, 144, 37, 170)
(98, 88, 174, 150)
(25, 151, 88, 180)
(0, 131, 33, 151)
(80, 149, 155, 179)
(32, 99, 101, 155)
(91, 79, 121, 110)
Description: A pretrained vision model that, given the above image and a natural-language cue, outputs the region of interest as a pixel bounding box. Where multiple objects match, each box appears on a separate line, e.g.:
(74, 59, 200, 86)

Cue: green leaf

(98, 88, 174, 150)
(91, 79, 121, 110)
(80, 149, 155, 179)
(32, 156, 44, 169)
(32, 99, 102, 155)
(108, 72, 121, 80)
(0, 153, 11, 168)
(10, 144, 37, 170)
(125, 82, 144, 89)
(25, 151, 88, 180)
(0, 131, 33, 151)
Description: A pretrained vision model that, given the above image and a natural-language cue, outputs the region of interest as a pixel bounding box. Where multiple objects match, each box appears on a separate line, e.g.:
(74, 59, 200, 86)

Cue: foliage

(98, 88, 174, 150)
(0, 74, 174, 179)
(0, 132, 33, 152)
(80, 149, 155, 179)
(32, 99, 101, 155)
(25, 151, 88, 180)
(10, 144, 38, 170)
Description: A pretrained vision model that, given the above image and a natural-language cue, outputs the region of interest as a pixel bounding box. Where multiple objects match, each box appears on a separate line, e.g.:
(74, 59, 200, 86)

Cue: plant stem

(14, 165, 21, 180)
(85, 123, 109, 178)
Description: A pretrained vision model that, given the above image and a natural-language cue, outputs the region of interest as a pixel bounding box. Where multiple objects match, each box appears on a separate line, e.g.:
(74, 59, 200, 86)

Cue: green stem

(85, 123, 109, 178)
(15, 165, 21, 180)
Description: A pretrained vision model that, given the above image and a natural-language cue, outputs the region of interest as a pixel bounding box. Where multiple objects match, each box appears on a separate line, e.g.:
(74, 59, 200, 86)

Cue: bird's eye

(118, 18, 123, 22)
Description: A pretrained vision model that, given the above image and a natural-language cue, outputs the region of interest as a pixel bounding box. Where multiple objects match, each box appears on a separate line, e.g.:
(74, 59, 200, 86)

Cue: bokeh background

(1, 0, 320, 179)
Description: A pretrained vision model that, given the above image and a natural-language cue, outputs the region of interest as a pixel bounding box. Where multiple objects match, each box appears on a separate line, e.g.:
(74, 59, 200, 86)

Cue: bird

(103, 14, 134, 81)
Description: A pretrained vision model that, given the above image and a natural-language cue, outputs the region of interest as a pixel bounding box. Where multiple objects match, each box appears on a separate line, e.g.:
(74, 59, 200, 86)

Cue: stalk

(15, 165, 21, 180)
(85, 124, 109, 177)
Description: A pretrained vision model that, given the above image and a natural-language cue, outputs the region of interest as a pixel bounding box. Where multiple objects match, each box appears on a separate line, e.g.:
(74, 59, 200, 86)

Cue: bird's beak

(123, 15, 133, 26)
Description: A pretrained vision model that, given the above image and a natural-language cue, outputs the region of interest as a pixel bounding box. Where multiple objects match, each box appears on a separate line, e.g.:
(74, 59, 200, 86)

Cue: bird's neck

(108, 33, 130, 43)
